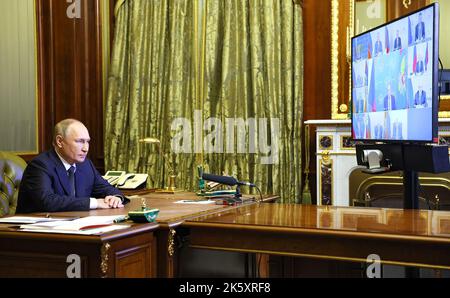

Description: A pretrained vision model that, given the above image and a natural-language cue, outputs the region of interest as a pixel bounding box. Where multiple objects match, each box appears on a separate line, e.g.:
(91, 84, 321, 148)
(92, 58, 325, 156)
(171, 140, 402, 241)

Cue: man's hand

(97, 196, 124, 209)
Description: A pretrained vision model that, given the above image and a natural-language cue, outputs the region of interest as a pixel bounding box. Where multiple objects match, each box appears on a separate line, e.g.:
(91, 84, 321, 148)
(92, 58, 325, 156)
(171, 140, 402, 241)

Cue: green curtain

(105, 0, 198, 189)
(202, 0, 304, 203)
(105, 0, 304, 203)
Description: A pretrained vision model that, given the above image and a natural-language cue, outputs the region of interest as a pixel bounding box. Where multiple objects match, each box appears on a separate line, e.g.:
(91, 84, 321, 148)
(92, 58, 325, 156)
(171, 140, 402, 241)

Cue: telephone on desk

(103, 171, 148, 189)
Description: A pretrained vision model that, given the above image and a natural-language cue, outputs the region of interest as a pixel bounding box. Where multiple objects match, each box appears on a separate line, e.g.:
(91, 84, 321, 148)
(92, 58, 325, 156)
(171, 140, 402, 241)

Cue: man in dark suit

(415, 13, 425, 42)
(393, 30, 402, 51)
(374, 124, 384, 140)
(415, 54, 425, 75)
(384, 83, 396, 111)
(414, 85, 427, 107)
(17, 119, 127, 213)
(354, 116, 365, 139)
(374, 33, 383, 57)
(392, 121, 403, 140)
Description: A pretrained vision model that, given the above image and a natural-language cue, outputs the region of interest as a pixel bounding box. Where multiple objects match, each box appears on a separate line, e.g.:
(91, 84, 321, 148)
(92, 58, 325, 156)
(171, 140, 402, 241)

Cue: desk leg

(156, 228, 178, 278)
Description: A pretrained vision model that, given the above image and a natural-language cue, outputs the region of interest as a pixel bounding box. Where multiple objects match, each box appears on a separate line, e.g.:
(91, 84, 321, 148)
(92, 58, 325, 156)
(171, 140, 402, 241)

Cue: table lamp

(138, 137, 181, 193)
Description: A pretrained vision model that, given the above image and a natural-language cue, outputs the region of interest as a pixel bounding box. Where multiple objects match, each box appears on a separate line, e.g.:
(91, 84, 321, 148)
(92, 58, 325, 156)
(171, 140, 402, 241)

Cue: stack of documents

(0, 216, 76, 224)
(19, 215, 130, 235)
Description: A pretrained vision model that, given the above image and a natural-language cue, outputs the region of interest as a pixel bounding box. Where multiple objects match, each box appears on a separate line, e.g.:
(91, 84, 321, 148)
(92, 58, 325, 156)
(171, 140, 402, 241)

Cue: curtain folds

(105, 0, 197, 189)
(203, 0, 304, 203)
(105, 0, 304, 203)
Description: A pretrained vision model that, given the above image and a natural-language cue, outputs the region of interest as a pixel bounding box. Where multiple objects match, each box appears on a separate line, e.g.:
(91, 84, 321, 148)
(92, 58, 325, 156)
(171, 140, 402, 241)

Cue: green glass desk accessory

(128, 198, 159, 223)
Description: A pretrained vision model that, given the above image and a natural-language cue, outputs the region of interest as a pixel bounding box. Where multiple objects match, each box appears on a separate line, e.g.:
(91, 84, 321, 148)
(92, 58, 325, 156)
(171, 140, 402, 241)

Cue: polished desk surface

(1, 191, 274, 230)
(183, 203, 450, 269)
(184, 203, 450, 239)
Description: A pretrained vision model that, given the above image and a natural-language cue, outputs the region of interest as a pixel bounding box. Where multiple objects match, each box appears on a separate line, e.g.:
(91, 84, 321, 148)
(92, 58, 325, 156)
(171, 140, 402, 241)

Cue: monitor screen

(351, 4, 439, 143)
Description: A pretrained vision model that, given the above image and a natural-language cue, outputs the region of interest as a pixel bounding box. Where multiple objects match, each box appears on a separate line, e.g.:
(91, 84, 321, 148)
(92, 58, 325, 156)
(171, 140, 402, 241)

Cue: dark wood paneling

(303, 0, 332, 121)
(303, 0, 332, 203)
(34, 0, 105, 171)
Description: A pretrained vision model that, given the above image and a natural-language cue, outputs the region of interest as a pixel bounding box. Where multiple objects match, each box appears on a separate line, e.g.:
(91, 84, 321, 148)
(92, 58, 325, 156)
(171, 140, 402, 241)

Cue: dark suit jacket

(415, 90, 427, 106)
(393, 37, 402, 51)
(416, 61, 424, 74)
(17, 149, 126, 213)
(374, 41, 383, 56)
(384, 95, 396, 111)
(415, 22, 425, 41)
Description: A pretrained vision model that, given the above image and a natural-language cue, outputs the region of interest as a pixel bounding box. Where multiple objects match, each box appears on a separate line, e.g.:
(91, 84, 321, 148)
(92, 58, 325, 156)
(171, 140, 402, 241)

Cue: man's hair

(53, 118, 82, 145)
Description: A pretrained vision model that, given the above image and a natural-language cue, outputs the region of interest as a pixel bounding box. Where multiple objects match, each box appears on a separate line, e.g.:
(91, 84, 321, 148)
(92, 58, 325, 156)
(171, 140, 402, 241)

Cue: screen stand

(403, 169, 421, 278)
(403, 170, 420, 210)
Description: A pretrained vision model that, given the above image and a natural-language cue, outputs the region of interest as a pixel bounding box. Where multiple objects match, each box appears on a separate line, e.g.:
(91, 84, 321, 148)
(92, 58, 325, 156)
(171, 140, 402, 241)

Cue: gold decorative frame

(331, 0, 354, 120)
(331, 0, 450, 120)
(319, 135, 334, 150)
(319, 151, 333, 206)
(100, 243, 111, 277)
(340, 135, 357, 150)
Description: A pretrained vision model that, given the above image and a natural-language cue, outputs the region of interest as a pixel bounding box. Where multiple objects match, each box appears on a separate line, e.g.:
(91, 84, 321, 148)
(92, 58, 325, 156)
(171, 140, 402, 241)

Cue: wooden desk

(183, 203, 450, 271)
(0, 192, 278, 277)
(126, 192, 278, 277)
(0, 222, 158, 277)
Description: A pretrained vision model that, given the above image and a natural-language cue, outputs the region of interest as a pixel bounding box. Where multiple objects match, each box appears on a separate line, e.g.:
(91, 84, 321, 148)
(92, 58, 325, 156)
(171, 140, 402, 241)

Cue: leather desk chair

(0, 152, 27, 217)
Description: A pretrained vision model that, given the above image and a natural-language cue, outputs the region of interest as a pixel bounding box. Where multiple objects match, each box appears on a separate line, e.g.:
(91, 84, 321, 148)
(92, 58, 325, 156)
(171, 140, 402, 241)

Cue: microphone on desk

(201, 173, 256, 187)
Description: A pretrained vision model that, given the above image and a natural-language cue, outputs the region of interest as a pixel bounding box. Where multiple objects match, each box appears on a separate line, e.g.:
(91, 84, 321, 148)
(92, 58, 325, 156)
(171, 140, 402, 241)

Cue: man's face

(56, 122, 90, 164)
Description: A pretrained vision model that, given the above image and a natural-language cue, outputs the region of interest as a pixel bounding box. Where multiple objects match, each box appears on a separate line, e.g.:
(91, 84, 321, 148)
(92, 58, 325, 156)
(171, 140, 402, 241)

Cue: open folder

(19, 215, 130, 235)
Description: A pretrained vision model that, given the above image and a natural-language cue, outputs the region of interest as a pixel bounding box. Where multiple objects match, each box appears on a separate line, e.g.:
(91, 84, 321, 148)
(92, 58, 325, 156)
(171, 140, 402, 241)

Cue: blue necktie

(68, 166, 76, 197)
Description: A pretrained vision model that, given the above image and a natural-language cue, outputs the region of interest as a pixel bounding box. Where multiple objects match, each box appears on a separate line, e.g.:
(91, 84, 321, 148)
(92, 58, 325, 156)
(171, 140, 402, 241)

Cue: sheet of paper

(20, 215, 126, 231)
(174, 200, 215, 205)
(0, 216, 77, 224)
(21, 224, 131, 235)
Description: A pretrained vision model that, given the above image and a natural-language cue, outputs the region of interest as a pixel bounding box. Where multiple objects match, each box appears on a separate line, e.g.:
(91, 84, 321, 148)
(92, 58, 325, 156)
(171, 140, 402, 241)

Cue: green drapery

(202, 0, 304, 203)
(105, 0, 198, 189)
(105, 0, 304, 203)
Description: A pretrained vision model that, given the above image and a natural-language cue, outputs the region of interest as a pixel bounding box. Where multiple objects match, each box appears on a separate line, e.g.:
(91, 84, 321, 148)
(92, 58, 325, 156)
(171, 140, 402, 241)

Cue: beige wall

(432, 0, 450, 67)
(0, 0, 37, 152)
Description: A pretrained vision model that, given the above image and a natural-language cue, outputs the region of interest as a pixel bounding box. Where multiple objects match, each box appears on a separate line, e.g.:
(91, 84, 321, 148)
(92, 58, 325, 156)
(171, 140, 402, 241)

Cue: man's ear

(55, 135, 64, 148)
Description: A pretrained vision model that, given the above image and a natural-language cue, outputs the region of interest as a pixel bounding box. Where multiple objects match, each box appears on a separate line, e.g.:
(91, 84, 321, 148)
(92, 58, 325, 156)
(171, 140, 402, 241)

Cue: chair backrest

(0, 152, 27, 216)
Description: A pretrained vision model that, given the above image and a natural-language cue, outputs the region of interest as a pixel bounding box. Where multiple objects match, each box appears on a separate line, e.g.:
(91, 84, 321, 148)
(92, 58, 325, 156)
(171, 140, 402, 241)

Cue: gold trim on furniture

(319, 135, 333, 151)
(331, 0, 354, 120)
(319, 151, 333, 205)
(317, 152, 356, 156)
(167, 228, 176, 257)
(340, 135, 357, 150)
(188, 245, 450, 271)
(100, 243, 110, 277)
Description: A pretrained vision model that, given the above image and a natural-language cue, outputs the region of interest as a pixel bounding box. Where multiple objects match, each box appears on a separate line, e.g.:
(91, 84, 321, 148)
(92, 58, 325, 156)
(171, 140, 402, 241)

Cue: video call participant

(384, 83, 396, 111)
(374, 32, 383, 57)
(414, 84, 427, 107)
(415, 12, 426, 42)
(393, 30, 402, 51)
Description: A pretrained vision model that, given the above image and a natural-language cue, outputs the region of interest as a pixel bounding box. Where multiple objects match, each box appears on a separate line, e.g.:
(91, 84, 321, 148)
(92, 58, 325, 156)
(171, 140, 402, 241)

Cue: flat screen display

(351, 4, 439, 143)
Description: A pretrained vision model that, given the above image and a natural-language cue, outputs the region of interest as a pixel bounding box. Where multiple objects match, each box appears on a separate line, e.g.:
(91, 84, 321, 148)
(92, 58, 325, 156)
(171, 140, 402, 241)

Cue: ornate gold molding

(333, 0, 450, 119)
(168, 228, 177, 257)
(331, 0, 341, 120)
(101, 243, 111, 277)
(331, 0, 355, 120)
(319, 135, 333, 150)
(403, 0, 412, 9)
(319, 151, 333, 205)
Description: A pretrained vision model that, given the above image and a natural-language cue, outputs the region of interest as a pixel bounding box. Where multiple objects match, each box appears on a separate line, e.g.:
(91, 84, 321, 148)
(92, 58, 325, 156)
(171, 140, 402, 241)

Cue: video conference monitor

(351, 3, 439, 143)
